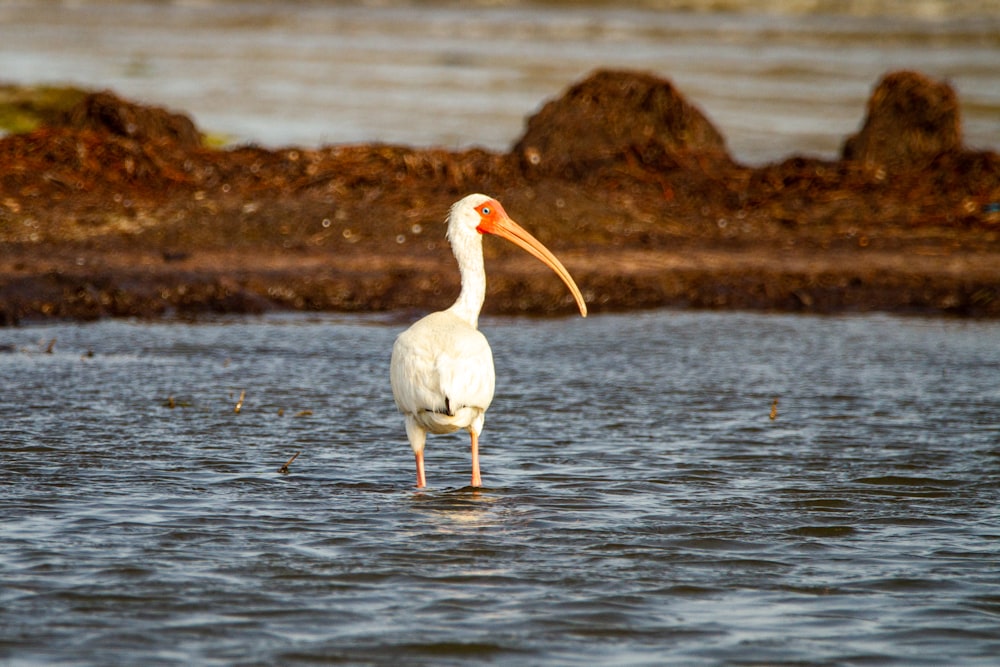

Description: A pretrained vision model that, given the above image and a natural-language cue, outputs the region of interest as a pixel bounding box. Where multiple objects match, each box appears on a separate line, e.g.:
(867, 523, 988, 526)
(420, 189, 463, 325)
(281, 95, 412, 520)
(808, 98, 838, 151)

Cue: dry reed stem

(278, 451, 300, 474)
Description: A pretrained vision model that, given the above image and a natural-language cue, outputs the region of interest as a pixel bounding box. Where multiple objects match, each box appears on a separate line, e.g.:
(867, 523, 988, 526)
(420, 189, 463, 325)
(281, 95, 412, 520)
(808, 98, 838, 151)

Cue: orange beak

(478, 204, 587, 317)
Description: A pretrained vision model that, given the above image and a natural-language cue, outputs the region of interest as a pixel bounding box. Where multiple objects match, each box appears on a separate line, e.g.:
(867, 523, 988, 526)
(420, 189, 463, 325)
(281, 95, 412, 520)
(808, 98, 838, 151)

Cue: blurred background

(0, 0, 997, 164)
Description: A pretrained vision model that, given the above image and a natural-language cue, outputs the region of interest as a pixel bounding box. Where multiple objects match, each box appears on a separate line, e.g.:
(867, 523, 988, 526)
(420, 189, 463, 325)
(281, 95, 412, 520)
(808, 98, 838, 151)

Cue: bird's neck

(447, 235, 486, 329)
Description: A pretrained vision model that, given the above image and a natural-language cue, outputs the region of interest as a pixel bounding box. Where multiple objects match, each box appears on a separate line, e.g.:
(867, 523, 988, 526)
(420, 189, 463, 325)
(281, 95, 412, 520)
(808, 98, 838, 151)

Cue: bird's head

(446, 193, 587, 317)
(446, 193, 496, 241)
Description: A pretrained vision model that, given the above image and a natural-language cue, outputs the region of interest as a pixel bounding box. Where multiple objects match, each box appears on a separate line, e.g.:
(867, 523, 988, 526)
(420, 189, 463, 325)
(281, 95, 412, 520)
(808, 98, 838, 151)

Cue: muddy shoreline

(1, 69, 998, 325)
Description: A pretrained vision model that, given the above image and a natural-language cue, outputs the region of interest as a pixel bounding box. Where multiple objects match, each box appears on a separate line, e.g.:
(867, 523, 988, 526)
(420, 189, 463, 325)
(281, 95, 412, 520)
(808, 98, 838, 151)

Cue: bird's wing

(434, 328, 495, 414)
(390, 311, 495, 416)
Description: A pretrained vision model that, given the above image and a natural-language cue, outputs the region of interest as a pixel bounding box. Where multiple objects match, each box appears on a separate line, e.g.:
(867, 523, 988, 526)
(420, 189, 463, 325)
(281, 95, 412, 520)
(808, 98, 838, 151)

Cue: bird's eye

(481, 206, 491, 215)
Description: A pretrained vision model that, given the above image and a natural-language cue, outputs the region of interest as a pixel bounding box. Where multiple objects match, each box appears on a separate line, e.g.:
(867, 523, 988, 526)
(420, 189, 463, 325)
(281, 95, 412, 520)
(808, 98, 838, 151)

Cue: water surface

(2, 311, 999, 665)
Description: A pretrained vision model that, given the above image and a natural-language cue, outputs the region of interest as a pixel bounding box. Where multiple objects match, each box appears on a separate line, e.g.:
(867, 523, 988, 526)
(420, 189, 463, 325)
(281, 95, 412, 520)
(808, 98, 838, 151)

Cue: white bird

(390, 193, 587, 488)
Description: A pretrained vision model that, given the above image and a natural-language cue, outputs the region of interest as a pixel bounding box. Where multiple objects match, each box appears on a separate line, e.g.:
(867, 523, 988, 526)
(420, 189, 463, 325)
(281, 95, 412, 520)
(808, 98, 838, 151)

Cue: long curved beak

(479, 213, 588, 317)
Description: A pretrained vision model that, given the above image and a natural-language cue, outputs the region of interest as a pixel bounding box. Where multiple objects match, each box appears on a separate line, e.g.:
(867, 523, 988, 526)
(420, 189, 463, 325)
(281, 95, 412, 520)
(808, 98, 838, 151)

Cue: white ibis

(389, 193, 587, 488)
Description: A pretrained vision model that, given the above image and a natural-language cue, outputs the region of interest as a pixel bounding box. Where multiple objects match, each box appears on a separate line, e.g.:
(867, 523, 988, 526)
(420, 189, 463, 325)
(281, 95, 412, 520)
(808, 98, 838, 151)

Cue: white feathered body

(390, 309, 495, 453)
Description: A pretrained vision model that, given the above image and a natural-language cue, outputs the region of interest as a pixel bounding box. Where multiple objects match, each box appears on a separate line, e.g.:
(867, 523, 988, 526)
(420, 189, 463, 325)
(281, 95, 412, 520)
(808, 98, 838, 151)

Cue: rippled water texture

(2, 311, 999, 665)
(1, 1, 998, 163)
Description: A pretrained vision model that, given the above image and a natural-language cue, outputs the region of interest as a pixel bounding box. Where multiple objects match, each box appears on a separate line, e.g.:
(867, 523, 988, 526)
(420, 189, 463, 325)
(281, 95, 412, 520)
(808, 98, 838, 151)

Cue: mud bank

(0, 69, 997, 324)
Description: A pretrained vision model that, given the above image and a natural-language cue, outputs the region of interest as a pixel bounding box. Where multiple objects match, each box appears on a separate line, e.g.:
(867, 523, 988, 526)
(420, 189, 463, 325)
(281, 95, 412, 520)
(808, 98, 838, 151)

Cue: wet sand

(1, 69, 998, 324)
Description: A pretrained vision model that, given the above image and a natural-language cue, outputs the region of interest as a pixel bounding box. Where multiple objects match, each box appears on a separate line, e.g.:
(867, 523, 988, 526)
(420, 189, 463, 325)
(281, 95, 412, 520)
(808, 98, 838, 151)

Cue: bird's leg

(415, 451, 426, 488)
(470, 429, 482, 488)
(406, 418, 428, 488)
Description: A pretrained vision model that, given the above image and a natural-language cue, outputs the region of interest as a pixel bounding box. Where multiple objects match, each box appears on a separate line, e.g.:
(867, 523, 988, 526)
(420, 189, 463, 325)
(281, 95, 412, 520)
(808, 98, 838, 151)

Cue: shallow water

(2, 311, 999, 665)
(1, 1, 998, 163)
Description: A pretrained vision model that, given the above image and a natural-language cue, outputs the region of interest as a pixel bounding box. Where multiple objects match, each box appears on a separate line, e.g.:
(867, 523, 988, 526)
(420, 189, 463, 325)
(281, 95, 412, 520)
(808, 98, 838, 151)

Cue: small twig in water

(45, 338, 56, 354)
(234, 390, 246, 414)
(770, 397, 779, 420)
(278, 451, 300, 474)
(164, 396, 191, 409)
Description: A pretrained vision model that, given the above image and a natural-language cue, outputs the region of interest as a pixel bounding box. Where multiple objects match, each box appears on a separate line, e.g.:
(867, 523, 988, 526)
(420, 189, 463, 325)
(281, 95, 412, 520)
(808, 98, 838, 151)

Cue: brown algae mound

(0, 69, 998, 324)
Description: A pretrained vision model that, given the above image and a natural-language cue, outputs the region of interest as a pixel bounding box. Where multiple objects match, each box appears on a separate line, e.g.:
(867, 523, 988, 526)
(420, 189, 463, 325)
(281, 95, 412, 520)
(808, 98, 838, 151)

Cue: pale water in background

(1, 312, 999, 664)
(0, 0, 997, 164)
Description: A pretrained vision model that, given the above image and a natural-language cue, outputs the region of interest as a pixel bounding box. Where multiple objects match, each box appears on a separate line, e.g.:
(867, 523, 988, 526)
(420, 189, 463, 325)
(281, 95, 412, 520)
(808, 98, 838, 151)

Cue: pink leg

(470, 430, 482, 488)
(415, 451, 426, 488)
